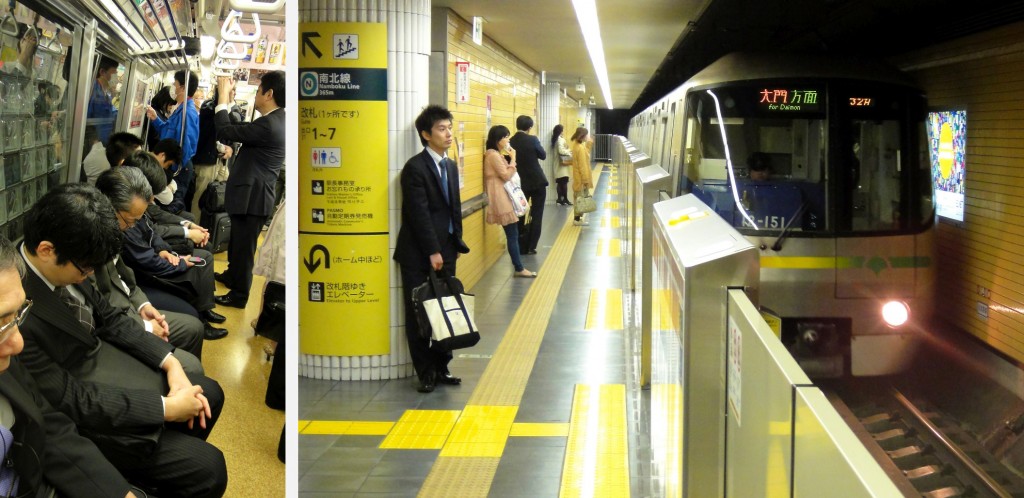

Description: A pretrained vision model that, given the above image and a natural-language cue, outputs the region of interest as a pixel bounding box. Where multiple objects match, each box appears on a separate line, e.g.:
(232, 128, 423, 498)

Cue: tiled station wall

(897, 21, 1024, 362)
(440, 9, 581, 289)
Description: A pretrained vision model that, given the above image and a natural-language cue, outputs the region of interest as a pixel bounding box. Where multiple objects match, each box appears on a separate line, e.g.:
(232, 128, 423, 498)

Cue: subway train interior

(293, 0, 1024, 496)
(0, 0, 287, 496)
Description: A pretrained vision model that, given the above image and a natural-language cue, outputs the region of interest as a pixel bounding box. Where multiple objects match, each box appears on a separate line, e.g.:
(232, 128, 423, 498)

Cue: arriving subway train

(630, 52, 936, 377)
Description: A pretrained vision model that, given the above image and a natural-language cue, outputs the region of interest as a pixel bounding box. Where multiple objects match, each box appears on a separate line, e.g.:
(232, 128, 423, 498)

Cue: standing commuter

(509, 115, 548, 255)
(146, 70, 200, 215)
(484, 125, 536, 278)
(393, 105, 471, 393)
(191, 86, 237, 219)
(570, 127, 594, 226)
(211, 72, 286, 310)
(550, 124, 573, 205)
(0, 235, 141, 498)
(16, 184, 227, 498)
(87, 56, 119, 144)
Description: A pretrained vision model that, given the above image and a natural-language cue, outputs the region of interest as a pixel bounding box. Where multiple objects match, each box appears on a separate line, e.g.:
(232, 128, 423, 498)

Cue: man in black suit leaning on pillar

(393, 105, 470, 393)
(509, 115, 548, 255)
(0, 235, 140, 498)
(212, 71, 286, 310)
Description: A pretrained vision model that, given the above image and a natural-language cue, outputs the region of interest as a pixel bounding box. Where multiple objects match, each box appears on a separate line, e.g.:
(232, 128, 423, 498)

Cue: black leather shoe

(215, 294, 247, 308)
(437, 373, 461, 385)
(203, 324, 228, 340)
(202, 309, 227, 324)
(526, 249, 537, 255)
(214, 272, 230, 285)
(416, 371, 436, 393)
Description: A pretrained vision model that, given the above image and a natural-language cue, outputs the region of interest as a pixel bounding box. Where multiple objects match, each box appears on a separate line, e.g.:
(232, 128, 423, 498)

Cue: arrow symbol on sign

(302, 32, 322, 59)
(304, 244, 331, 273)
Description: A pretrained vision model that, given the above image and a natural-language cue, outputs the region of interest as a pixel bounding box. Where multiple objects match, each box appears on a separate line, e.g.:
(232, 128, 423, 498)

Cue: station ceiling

(432, 0, 1024, 115)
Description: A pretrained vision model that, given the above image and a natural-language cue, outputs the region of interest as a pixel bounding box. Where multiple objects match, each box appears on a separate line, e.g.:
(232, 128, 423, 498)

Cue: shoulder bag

(411, 269, 480, 352)
(574, 188, 596, 216)
(504, 179, 530, 218)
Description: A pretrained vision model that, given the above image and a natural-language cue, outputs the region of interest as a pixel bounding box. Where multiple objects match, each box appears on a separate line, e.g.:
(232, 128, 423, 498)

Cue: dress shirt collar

(425, 146, 447, 168)
(20, 243, 56, 292)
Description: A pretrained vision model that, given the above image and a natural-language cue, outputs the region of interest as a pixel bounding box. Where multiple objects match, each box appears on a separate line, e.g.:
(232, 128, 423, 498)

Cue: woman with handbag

(484, 125, 537, 278)
(570, 127, 595, 226)
(550, 124, 573, 206)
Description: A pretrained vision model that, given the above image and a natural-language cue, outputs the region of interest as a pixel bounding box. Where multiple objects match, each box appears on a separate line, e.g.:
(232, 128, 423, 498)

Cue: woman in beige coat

(484, 125, 536, 278)
(570, 126, 594, 225)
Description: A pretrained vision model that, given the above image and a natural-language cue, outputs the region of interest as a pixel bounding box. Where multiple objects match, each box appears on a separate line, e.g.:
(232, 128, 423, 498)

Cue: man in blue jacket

(146, 70, 200, 215)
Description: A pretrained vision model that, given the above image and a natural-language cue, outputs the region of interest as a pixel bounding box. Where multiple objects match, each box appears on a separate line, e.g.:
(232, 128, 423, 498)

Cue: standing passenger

(550, 124, 573, 205)
(87, 56, 119, 144)
(146, 70, 200, 215)
(509, 115, 548, 255)
(393, 105, 470, 393)
(484, 125, 536, 279)
(570, 127, 594, 226)
(211, 72, 286, 309)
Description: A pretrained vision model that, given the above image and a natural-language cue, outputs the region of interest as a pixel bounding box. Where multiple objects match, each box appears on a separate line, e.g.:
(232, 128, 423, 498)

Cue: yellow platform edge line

(585, 288, 624, 331)
(559, 384, 631, 497)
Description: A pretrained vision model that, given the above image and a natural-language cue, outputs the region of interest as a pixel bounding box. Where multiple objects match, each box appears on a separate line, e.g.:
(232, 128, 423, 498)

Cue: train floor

(203, 245, 286, 497)
(299, 163, 672, 497)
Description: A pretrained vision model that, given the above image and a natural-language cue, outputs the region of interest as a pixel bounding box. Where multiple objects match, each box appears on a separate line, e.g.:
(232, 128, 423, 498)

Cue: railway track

(827, 381, 1024, 497)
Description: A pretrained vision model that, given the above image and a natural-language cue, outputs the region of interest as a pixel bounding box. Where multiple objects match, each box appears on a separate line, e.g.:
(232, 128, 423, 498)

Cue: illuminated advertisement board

(927, 110, 967, 222)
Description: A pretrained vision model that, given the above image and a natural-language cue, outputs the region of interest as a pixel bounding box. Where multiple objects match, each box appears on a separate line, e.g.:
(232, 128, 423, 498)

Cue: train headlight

(881, 301, 910, 327)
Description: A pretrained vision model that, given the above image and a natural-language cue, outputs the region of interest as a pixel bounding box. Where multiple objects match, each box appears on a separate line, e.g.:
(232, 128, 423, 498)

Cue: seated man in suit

(118, 173, 224, 339)
(16, 183, 227, 498)
(0, 235, 140, 498)
(94, 166, 221, 348)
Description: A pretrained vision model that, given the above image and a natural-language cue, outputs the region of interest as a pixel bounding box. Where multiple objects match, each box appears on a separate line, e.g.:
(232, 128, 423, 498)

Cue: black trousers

(398, 236, 458, 384)
(224, 213, 268, 302)
(556, 177, 569, 201)
(79, 345, 227, 498)
(140, 248, 217, 313)
(517, 186, 546, 253)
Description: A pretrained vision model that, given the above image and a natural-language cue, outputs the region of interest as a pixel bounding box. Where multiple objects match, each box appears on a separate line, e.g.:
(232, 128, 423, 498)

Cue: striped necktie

(59, 286, 95, 334)
(441, 158, 453, 233)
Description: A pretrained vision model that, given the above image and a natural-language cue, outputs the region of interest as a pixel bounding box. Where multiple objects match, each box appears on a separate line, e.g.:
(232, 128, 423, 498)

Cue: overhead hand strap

(228, 0, 284, 14)
(221, 10, 260, 43)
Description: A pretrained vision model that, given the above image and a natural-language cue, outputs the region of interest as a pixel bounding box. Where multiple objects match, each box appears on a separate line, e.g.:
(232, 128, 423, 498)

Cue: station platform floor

(299, 163, 673, 497)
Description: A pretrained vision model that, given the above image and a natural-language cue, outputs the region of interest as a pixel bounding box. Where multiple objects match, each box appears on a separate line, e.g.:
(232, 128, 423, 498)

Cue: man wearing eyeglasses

(15, 184, 227, 497)
(0, 236, 143, 497)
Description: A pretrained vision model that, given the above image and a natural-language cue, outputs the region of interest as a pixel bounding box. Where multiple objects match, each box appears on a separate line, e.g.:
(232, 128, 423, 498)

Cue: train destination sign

(758, 88, 821, 112)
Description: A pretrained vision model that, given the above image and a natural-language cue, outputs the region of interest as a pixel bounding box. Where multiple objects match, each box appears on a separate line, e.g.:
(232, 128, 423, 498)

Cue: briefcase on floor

(411, 269, 479, 352)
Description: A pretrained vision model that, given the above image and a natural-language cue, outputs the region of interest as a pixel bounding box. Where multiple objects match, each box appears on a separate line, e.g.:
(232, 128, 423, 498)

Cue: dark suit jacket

(509, 131, 548, 191)
(215, 107, 286, 217)
(393, 149, 469, 268)
(90, 256, 147, 315)
(0, 358, 132, 497)
(18, 251, 172, 433)
(146, 204, 190, 242)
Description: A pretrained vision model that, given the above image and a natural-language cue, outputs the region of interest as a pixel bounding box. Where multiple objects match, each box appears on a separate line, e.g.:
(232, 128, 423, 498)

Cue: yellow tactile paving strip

(417, 164, 605, 497)
(603, 201, 621, 210)
(585, 288, 624, 331)
(560, 384, 630, 498)
(301, 420, 394, 435)
(597, 238, 622, 258)
(380, 410, 461, 449)
(600, 216, 621, 228)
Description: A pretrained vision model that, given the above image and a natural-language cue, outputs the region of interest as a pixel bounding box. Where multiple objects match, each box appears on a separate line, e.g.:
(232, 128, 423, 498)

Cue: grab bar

(221, 10, 260, 43)
(216, 39, 247, 60)
(228, 0, 284, 14)
(0, 15, 18, 37)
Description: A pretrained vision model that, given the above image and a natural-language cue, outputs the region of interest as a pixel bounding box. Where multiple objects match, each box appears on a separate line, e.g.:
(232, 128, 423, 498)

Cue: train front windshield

(683, 82, 933, 236)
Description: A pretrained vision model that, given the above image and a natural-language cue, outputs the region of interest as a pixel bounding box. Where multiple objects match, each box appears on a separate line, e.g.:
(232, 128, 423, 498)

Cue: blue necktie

(440, 159, 453, 233)
(0, 422, 18, 497)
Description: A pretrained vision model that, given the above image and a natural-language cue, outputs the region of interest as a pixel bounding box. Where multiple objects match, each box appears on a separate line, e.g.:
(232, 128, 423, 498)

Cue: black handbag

(255, 282, 285, 344)
(411, 269, 479, 352)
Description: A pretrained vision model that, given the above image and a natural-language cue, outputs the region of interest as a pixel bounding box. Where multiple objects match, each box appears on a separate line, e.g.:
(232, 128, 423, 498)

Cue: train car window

(86, 55, 122, 145)
(685, 85, 828, 234)
(0, 4, 71, 241)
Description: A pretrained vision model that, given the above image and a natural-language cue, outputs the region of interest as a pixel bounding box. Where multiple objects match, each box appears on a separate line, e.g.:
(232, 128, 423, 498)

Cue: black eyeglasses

(0, 299, 32, 343)
(70, 260, 94, 276)
(117, 210, 139, 228)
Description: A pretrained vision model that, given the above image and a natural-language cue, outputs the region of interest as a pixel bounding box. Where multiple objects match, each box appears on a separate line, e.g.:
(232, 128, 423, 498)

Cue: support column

(537, 82, 561, 202)
(299, 0, 430, 381)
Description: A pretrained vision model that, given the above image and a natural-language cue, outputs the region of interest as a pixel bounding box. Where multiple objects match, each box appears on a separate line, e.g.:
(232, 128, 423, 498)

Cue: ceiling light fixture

(572, 0, 613, 109)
